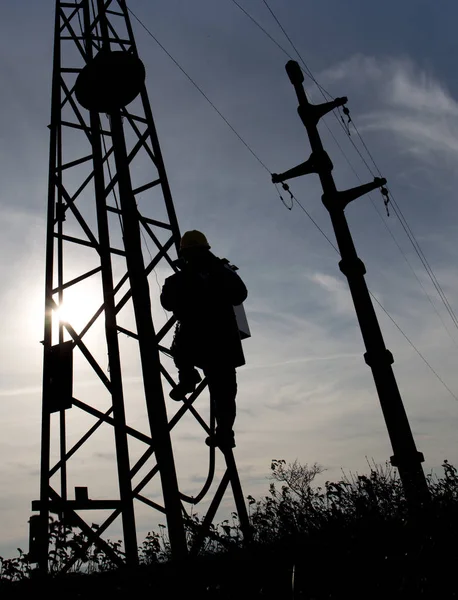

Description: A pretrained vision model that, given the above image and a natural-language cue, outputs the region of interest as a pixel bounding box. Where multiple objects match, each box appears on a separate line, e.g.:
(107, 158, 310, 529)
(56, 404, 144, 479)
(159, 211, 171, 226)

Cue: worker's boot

(205, 428, 235, 450)
(169, 368, 201, 401)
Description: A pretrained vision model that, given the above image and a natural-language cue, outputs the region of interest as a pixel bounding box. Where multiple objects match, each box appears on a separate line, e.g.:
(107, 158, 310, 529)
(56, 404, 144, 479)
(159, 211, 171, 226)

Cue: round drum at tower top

(75, 50, 146, 113)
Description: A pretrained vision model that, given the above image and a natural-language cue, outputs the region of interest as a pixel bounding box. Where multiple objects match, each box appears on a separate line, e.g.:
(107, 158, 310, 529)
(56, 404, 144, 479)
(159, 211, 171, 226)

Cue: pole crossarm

(323, 178, 387, 211)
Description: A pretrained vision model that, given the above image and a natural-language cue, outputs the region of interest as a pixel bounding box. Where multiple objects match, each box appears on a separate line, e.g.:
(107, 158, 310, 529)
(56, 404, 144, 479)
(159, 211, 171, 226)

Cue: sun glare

(52, 279, 101, 333)
(54, 301, 71, 324)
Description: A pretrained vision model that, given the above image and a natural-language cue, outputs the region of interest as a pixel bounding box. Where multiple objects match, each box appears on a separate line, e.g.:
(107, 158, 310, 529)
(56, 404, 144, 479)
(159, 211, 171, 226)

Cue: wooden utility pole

(272, 60, 430, 509)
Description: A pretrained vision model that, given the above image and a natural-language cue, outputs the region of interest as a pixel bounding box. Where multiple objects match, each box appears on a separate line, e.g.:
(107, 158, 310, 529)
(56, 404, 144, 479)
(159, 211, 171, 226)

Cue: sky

(1, 0, 458, 560)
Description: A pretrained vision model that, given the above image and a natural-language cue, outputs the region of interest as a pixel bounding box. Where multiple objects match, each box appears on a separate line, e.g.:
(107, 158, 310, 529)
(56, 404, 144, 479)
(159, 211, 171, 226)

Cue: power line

(252, 0, 458, 337)
(293, 198, 339, 253)
(368, 196, 458, 349)
(285, 187, 458, 403)
(350, 118, 383, 178)
(346, 119, 458, 331)
(257, 0, 383, 177)
(317, 115, 458, 348)
(127, 6, 271, 174)
(126, 5, 458, 403)
(261, 0, 315, 83)
(338, 109, 458, 332)
(229, 0, 384, 191)
(228, 0, 397, 190)
(370, 292, 458, 402)
(230, 0, 399, 185)
(388, 200, 458, 329)
(229, 0, 333, 100)
(229, 0, 293, 61)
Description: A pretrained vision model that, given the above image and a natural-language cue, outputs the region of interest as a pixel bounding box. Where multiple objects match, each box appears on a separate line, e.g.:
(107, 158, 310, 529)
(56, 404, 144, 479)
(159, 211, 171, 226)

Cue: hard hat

(180, 230, 210, 251)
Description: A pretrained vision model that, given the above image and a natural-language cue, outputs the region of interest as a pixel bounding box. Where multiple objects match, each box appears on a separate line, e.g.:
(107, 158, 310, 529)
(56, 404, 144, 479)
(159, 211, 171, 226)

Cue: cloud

(321, 55, 458, 168)
(308, 271, 355, 316)
(3, 25, 458, 561)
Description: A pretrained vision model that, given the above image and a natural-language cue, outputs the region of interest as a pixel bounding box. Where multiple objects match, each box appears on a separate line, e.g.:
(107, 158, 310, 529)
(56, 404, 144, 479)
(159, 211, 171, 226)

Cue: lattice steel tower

(30, 0, 250, 572)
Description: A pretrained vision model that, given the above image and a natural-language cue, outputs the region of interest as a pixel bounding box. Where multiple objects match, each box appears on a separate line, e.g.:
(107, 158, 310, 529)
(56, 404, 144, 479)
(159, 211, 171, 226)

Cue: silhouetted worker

(160, 230, 248, 449)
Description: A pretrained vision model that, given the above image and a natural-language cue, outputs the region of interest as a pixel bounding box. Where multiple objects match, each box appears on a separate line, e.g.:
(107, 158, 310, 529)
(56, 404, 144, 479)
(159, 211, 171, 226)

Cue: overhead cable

(127, 6, 270, 174)
(258, 0, 458, 333)
(285, 188, 458, 403)
(126, 5, 458, 403)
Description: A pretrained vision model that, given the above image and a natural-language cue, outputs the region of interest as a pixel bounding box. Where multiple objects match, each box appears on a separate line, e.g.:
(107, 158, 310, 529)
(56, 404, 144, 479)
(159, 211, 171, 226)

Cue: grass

(2, 459, 458, 598)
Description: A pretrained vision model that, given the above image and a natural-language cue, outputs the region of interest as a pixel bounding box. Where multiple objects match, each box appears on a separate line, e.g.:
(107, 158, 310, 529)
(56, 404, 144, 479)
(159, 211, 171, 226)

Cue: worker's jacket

(160, 254, 248, 369)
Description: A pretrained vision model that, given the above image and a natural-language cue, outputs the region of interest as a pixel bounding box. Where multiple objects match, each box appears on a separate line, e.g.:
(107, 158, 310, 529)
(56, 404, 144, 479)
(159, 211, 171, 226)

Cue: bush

(2, 459, 458, 599)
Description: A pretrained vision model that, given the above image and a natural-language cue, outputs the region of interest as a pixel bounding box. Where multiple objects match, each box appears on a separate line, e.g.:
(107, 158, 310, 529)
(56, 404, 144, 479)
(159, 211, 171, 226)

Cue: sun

(52, 277, 102, 334)
(54, 301, 72, 324)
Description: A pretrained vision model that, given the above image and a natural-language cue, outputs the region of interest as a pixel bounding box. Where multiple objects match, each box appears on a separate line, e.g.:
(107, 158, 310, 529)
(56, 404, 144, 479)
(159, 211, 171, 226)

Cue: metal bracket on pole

(271, 150, 333, 183)
(322, 177, 387, 211)
(298, 98, 348, 126)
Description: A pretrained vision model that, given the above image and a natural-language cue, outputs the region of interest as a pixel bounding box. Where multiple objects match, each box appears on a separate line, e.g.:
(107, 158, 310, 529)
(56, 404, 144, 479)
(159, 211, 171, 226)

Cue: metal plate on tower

(75, 50, 146, 113)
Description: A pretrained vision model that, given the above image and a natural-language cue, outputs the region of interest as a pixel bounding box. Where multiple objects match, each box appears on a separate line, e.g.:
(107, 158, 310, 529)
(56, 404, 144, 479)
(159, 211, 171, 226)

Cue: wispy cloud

(322, 55, 458, 168)
(308, 272, 355, 316)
